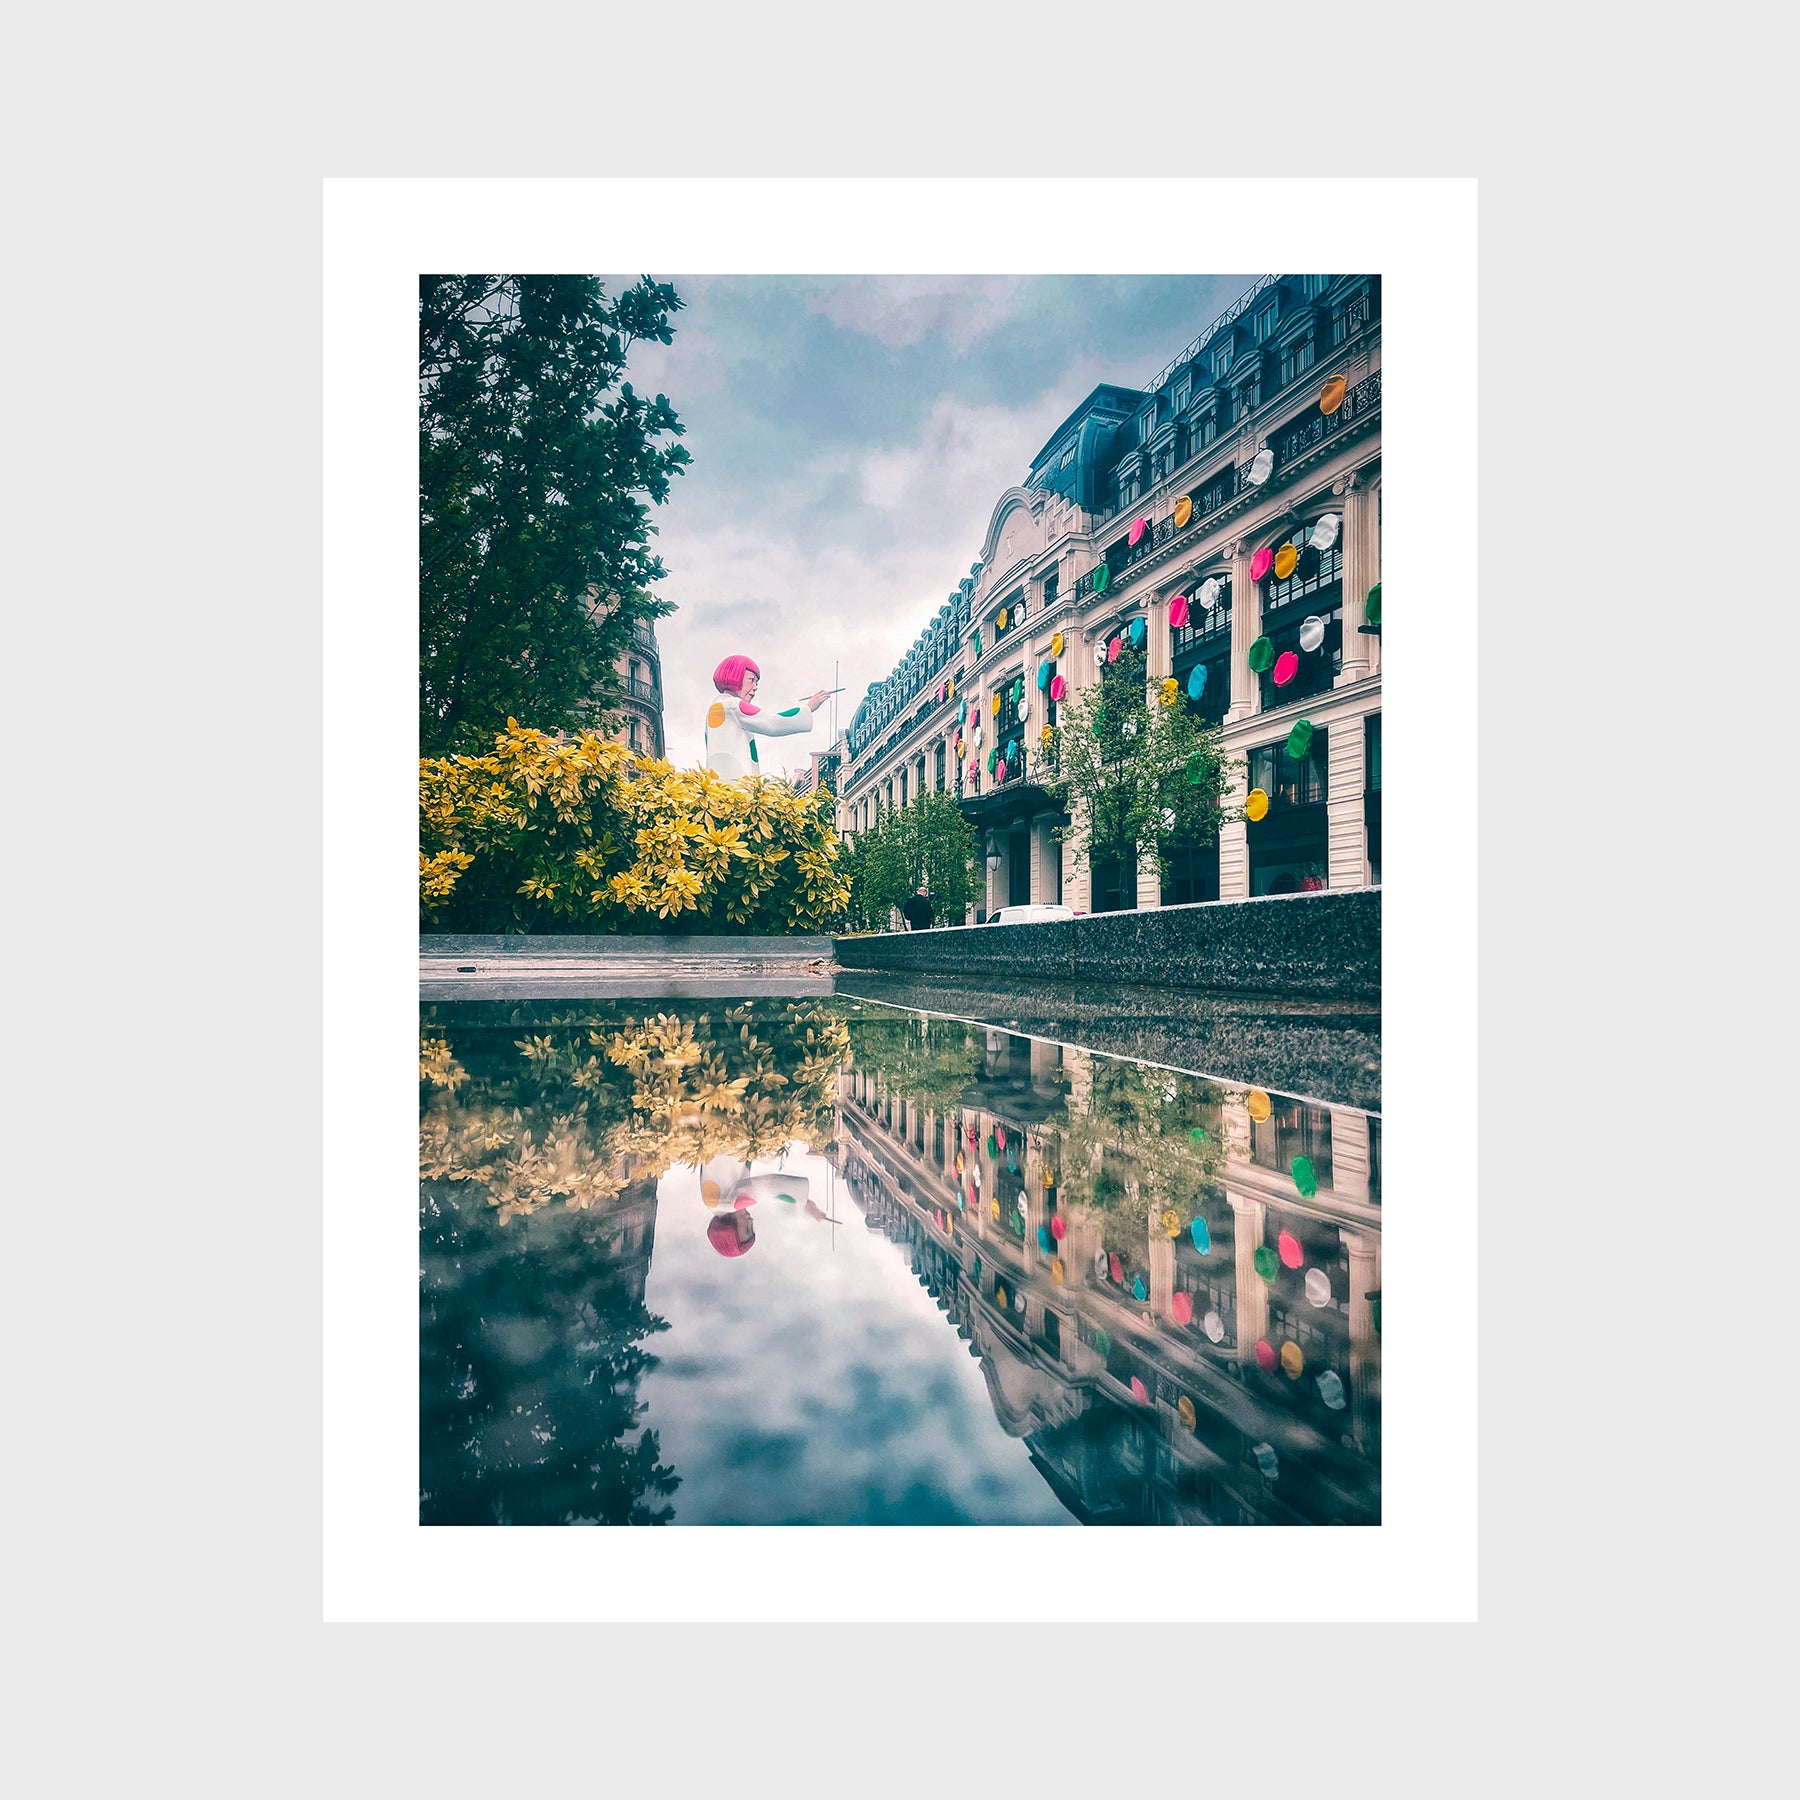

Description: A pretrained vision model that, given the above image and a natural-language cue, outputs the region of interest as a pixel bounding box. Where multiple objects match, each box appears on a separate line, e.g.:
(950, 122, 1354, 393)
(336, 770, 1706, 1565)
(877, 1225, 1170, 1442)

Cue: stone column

(1336, 472, 1380, 687)
(1229, 1191, 1267, 1364)
(1226, 542, 1260, 723)
(1063, 813, 1091, 915)
(1330, 1110, 1370, 1204)
(1137, 848, 1161, 911)
(1147, 587, 1171, 683)
(1342, 1228, 1381, 1454)
(1218, 747, 1251, 900)
(1021, 1135, 1041, 1274)
(1326, 715, 1368, 890)
(1148, 1222, 1176, 1318)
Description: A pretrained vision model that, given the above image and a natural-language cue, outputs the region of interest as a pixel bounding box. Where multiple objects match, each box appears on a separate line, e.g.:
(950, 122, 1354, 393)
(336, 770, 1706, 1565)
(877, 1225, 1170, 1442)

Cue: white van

(988, 903, 1076, 925)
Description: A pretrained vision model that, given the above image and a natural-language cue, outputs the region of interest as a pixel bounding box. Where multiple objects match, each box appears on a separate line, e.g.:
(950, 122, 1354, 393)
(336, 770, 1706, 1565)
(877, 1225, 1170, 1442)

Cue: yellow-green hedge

(420, 722, 849, 933)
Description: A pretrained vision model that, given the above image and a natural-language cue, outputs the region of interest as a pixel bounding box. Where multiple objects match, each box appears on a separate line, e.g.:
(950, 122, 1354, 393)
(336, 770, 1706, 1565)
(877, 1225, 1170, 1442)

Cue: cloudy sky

(608, 273, 1260, 776)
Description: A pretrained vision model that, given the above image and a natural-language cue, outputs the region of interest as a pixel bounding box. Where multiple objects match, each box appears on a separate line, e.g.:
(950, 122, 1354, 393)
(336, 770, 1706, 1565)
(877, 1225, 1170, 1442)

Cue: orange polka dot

(707, 702, 726, 729)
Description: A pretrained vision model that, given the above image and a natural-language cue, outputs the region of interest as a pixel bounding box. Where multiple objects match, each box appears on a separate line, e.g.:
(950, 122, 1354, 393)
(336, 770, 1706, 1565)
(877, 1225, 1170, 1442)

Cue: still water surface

(421, 995, 1380, 1525)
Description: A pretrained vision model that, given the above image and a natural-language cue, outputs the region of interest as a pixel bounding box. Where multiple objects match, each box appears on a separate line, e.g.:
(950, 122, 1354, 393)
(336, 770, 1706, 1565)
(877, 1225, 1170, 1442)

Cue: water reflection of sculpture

(418, 1001, 850, 1524)
(836, 1024, 1381, 1524)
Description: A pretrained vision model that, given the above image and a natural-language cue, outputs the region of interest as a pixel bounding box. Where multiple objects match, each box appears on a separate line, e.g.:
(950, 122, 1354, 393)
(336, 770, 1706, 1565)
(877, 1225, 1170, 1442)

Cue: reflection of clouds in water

(638, 1147, 1073, 1525)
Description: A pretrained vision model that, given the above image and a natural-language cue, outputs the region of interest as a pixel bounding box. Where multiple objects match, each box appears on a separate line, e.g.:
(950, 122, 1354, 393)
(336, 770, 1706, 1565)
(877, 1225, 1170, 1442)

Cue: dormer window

(1059, 441, 1076, 469)
(1173, 377, 1191, 415)
(1254, 303, 1278, 343)
(1280, 329, 1317, 386)
(1138, 407, 1156, 445)
(1211, 342, 1234, 380)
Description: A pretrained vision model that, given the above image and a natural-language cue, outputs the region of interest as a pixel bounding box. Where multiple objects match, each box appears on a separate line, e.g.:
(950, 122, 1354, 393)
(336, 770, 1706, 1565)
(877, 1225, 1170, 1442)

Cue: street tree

(1046, 643, 1237, 898)
(420, 274, 691, 755)
(872, 791, 982, 922)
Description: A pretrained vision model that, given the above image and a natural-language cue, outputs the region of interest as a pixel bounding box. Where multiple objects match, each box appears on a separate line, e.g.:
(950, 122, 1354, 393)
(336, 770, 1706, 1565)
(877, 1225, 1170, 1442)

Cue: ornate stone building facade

(832, 273, 1381, 918)
(610, 617, 666, 760)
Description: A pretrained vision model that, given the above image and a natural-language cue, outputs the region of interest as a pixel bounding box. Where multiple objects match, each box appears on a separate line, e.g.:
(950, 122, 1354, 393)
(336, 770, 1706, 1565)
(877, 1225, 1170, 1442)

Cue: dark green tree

(848, 791, 981, 926)
(420, 275, 691, 755)
(1049, 644, 1236, 898)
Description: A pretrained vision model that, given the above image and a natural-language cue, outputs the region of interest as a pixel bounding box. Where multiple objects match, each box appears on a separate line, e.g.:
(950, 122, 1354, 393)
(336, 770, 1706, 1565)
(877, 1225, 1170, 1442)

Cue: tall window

(1301, 272, 1329, 299)
(935, 743, 946, 791)
(1258, 520, 1345, 709)
(1043, 660, 1059, 727)
(1366, 714, 1381, 792)
(1211, 342, 1234, 380)
(1280, 331, 1317, 386)
(1249, 731, 1329, 808)
(1233, 377, 1260, 421)
(1138, 407, 1156, 444)
(1043, 569, 1058, 609)
(899, 769, 908, 808)
(1173, 377, 1191, 414)
(1251, 1100, 1333, 1187)
(628, 717, 641, 751)
(1254, 303, 1278, 343)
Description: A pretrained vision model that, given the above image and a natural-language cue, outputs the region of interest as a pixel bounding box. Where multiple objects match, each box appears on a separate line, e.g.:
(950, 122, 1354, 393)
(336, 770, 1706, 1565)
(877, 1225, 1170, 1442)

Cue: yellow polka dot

(1245, 788, 1269, 822)
(707, 702, 726, 729)
(1280, 1340, 1304, 1379)
(1246, 1089, 1272, 1123)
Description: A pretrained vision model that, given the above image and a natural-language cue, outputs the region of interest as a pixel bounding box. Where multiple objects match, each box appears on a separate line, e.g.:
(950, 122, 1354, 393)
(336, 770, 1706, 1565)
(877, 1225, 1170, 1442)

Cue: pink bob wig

(712, 654, 761, 695)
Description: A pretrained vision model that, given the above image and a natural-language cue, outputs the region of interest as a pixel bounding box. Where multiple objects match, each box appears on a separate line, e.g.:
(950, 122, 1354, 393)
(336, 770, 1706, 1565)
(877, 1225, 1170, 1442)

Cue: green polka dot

(1247, 636, 1274, 674)
(1285, 719, 1315, 760)
(1189, 1125, 1208, 1143)
(1291, 1156, 1318, 1198)
(1253, 1244, 1279, 1281)
(748, 739, 759, 762)
(1366, 583, 1381, 626)
(1093, 565, 1110, 593)
(777, 1192, 797, 1203)
(778, 706, 800, 718)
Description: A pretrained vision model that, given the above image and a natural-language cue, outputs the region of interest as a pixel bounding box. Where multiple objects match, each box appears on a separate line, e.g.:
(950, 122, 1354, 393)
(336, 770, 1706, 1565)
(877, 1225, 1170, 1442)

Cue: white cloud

(802, 275, 1030, 351)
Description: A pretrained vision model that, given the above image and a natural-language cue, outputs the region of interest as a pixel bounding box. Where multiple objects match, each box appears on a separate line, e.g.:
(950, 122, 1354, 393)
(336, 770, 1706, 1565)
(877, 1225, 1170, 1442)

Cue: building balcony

(626, 677, 661, 702)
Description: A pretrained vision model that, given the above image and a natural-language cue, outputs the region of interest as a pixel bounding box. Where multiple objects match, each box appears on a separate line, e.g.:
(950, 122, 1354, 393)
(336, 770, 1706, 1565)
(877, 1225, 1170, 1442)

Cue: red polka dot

(1278, 1230, 1302, 1269)
(1254, 1339, 1277, 1372)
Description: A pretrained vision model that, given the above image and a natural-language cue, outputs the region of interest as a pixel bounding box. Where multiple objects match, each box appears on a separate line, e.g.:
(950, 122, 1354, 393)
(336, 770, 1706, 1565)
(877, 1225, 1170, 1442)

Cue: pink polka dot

(1278, 1230, 1302, 1269)
(1254, 1339, 1277, 1372)
(1130, 1376, 1149, 1403)
(1171, 1291, 1193, 1325)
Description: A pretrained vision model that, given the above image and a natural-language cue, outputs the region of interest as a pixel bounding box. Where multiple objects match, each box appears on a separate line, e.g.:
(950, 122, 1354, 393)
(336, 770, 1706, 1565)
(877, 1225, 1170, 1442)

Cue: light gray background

(6, 8, 1777, 1793)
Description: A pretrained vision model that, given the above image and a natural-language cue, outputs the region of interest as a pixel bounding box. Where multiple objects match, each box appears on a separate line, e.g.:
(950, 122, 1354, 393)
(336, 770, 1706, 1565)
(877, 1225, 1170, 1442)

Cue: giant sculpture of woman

(704, 655, 829, 779)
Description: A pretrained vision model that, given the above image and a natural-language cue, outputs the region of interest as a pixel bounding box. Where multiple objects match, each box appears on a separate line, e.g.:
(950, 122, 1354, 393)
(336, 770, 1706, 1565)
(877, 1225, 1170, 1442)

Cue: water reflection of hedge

(420, 1001, 851, 1221)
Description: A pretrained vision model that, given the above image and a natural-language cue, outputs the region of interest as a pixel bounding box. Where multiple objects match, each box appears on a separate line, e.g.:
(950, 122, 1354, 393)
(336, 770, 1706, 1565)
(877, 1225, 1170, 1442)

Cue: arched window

(1257, 519, 1345, 711)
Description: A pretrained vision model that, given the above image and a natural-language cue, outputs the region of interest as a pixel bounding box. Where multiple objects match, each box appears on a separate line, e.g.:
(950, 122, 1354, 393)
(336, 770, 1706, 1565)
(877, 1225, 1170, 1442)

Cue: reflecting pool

(420, 995, 1381, 1525)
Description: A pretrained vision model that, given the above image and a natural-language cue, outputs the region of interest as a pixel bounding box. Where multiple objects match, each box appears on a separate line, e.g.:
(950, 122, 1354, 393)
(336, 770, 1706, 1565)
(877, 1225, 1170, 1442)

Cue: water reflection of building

(834, 1026, 1381, 1525)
